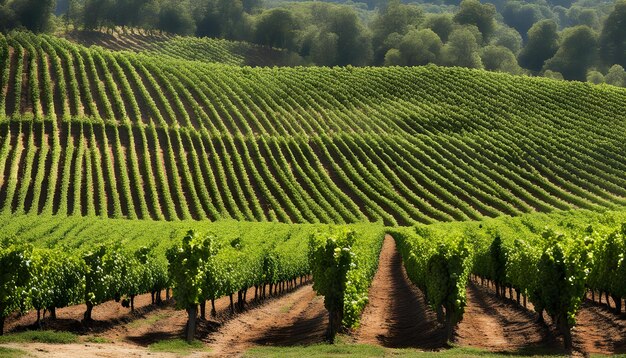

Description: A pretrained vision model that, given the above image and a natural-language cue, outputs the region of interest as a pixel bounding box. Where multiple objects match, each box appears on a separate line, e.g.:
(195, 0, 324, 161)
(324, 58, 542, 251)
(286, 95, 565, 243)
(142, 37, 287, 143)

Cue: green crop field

(64, 29, 302, 66)
(2, 32, 626, 226)
(0, 30, 626, 356)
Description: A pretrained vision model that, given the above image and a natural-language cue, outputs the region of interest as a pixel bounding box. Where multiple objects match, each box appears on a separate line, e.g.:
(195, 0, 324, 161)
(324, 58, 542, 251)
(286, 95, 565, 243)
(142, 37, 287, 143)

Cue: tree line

(1, 0, 625, 85)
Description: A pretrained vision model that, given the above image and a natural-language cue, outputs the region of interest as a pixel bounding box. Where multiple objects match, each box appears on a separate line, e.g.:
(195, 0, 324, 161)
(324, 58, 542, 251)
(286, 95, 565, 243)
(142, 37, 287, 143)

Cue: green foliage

(453, 0, 496, 41)
(397, 29, 443, 66)
(480, 45, 523, 74)
(442, 27, 483, 68)
(371, 0, 424, 64)
(309, 227, 383, 341)
(157, 1, 196, 36)
(1, 31, 626, 233)
(600, 0, 626, 68)
(518, 20, 559, 72)
(544, 25, 599, 81)
(543, 69, 564, 80)
(605, 64, 626, 87)
(588, 226, 626, 302)
(490, 24, 523, 54)
(502, 1, 548, 41)
(489, 235, 507, 285)
(309, 229, 355, 341)
(391, 227, 472, 339)
(83, 245, 119, 310)
(586, 70, 605, 84)
(532, 233, 591, 348)
(29, 250, 84, 313)
(0, 242, 32, 334)
(422, 13, 454, 43)
(166, 230, 211, 310)
(426, 241, 472, 329)
(254, 9, 299, 51)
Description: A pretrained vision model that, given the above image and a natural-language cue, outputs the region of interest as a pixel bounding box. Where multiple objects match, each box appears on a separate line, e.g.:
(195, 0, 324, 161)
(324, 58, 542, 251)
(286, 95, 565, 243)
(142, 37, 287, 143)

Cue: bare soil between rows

(354, 234, 447, 348)
(4, 234, 626, 357)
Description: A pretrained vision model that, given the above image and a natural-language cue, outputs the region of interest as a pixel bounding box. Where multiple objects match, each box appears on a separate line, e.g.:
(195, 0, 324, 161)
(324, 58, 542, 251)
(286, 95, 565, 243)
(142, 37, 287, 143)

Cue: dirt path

(574, 302, 626, 354)
(456, 282, 556, 353)
(0, 342, 198, 358)
(5, 291, 161, 335)
(465, 281, 626, 355)
(354, 235, 446, 349)
(207, 284, 326, 357)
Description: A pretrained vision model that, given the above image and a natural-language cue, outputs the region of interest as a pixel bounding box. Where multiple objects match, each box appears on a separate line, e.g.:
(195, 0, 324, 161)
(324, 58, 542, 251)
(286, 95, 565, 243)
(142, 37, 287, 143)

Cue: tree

(421, 13, 454, 43)
(158, 1, 195, 35)
(384, 48, 403, 66)
(397, 29, 443, 66)
(502, 2, 545, 41)
(242, 0, 261, 13)
(491, 24, 522, 54)
(12, 0, 56, 33)
(0, 4, 17, 32)
(544, 26, 598, 81)
(518, 20, 559, 73)
(605, 64, 626, 87)
(442, 27, 483, 69)
(600, 0, 626, 68)
(325, 6, 373, 66)
(64, 0, 82, 29)
(570, 8, 600, 30)
(481, 45, 523, 75)
(586, 70, 605, 84)
(310, 31, 338, 66)
(453, 0, 496, 41)
(195, 0, 247, 39)
(112, 0, 152, 29)
(254, 9, 298, 50)
(543, 69, 564, 80)
(370, 0, 423, 64)
(83, 0, 115, 30)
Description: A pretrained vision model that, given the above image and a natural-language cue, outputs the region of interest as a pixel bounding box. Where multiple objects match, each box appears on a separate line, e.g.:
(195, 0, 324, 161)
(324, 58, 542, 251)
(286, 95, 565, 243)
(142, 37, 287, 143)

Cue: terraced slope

(64, 29, 301, 66)
(1, 32, 626, 226)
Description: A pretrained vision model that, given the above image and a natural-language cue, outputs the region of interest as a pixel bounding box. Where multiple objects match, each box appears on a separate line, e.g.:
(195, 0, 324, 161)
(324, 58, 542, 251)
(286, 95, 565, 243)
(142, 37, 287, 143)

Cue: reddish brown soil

(467, 280, 626, 355)
(208, 284, 327, 356)
(456, 282, 558, 354)
(5, 292, 161, 335)
(5, 282, 325, 356)
(354, 235, 446, 349)
(574, 301, 626, 354)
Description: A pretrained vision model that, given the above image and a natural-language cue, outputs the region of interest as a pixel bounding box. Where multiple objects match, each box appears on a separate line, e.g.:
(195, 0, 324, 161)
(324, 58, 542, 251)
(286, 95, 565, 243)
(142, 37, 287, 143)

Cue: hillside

(64, 29, 302, 66)
(1, 32, 626, 226)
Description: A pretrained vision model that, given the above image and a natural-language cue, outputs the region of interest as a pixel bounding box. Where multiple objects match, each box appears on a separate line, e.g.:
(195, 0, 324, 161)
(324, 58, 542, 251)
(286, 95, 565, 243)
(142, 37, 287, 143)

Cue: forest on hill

(0, 0, 624, 84)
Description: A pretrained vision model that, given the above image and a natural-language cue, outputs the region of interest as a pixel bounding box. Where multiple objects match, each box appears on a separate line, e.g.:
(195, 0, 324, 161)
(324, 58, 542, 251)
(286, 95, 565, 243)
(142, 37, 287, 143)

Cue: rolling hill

(64, 29, 303, 66)
(1, 31, 626, 226)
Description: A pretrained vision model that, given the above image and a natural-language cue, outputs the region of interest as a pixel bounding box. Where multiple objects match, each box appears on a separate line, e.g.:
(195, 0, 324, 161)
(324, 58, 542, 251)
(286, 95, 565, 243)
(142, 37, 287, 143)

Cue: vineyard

(64, 29, 302, 66)
(0, 30, 626, 356)
(1, 32, 626, 227)
(2, 209, 626, 354)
